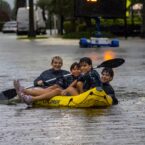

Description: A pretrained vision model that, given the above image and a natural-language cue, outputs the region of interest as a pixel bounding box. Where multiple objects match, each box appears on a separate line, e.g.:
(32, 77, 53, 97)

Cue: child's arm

(69, 80, 77, 87)
(61, 80, 77, 95)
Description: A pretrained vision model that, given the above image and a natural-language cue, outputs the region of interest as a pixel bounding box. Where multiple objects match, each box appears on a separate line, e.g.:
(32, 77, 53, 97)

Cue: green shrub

(63, 31, 94, 39)
(64, 21, 76, 33)
(76, 23, 86, 32)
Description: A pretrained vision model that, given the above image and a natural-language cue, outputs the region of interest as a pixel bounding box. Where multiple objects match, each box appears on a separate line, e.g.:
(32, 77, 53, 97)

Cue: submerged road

(0, 33, 145, 145)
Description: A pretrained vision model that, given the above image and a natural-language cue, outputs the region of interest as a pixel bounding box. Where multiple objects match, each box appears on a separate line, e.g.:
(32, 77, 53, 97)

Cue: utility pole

(28, 0, 36, 37)
(141, 1, 145, 38)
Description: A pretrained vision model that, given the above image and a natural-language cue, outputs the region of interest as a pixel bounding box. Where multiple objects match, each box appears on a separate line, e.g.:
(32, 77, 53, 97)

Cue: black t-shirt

(78, 69, 102, 91)
(102, 83, 118, 105)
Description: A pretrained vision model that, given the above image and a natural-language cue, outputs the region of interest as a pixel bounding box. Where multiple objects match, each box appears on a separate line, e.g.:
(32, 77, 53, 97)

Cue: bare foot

(21, 94, 33, 105)
(13, 80, 24, 101)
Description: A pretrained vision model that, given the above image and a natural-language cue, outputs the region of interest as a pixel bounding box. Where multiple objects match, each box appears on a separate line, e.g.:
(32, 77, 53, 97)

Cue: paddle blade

(0, 88, 17, 100)
(97, 58, 125, 68)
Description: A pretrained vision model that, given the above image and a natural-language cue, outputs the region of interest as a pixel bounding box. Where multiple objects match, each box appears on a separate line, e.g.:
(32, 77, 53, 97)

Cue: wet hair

(70, 62, 80, 71)
(51, 56, 63, 64)
(101, 67, 114, 78)
(79, 57, 92, 65)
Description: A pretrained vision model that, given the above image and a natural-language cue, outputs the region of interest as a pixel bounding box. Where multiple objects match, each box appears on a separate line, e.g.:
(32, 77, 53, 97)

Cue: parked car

(2, 21, 17, 33)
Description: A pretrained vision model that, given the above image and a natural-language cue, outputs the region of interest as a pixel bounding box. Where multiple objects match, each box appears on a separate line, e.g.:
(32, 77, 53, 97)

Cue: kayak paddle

(96, 58, 125, 68)
(0, 73, 71, 100)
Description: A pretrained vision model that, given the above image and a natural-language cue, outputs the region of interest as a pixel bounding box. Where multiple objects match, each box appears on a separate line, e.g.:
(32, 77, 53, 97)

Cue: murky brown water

(0, 33, 145, 145)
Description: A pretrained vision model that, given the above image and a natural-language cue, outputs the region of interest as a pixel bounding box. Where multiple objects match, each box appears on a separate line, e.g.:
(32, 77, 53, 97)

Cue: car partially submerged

(2, 21, 17, 33)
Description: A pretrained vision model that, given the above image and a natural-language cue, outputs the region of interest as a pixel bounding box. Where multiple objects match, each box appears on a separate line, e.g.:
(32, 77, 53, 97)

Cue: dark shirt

(34, 68, 70, 89)
(102, 82, 118, 105)
(67, 75, 81, 86)
(53, 74, 81, 89)
(78, 69, 102, 91)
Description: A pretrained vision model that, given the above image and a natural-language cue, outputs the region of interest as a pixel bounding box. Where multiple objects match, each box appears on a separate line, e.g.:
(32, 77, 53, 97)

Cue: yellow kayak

(33, 87, 113, 108)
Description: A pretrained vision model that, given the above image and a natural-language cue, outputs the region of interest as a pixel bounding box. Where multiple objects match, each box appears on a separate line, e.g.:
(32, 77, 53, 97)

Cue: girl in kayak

(14, 62, 81, 105)
(101, 67, 118, 105)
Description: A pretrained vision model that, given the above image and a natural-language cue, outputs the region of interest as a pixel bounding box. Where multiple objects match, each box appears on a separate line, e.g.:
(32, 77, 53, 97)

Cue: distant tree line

(36, 0, 145, 37)
(0, 0, 145, 37)
(0, 0, 12, 30)
(0, 0, 11, 21)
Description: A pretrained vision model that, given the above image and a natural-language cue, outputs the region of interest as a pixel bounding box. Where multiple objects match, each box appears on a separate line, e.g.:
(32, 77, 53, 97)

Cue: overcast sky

(5, 0, 14, 8)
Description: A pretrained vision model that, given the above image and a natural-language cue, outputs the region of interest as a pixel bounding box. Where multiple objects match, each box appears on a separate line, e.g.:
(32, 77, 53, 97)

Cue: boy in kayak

(14, 62, 81, 105)
(64, 57, 102, 95)
(34, 55, 70, 88)
(77, 57, 102, 93)
(14, 56, 70, 97)
(101, 67, 118, 105)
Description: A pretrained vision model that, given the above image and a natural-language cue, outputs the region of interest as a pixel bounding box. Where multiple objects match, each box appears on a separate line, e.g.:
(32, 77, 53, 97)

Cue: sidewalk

(36, 37, 79, 46)
(36, 36, 145, 46)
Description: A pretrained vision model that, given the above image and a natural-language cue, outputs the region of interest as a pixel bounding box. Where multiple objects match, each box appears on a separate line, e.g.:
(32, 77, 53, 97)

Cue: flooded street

(0, 33, 145, 145)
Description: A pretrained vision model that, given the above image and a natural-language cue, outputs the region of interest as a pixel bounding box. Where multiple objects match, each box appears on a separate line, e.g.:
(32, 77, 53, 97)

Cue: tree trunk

(58, 15, 64, 35)
(141, 1, 145, 38)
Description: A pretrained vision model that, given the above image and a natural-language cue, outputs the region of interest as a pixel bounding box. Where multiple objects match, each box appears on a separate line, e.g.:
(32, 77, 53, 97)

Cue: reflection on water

(0, 34, 145, 145)
(1, 101, 145, 145)
(103, 50, 116, 60)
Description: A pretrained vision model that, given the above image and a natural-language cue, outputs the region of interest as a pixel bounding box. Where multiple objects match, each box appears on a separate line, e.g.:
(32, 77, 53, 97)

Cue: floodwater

(0, 33, 145, 145)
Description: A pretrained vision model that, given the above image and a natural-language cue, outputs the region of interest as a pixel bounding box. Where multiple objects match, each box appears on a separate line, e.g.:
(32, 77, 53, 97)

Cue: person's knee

(66, 87, 71, 92)
(23, 88, 30, 94)
(77, 81, 83, 87)
(53, 84, 60, 88)
(55, 88, 62, 94)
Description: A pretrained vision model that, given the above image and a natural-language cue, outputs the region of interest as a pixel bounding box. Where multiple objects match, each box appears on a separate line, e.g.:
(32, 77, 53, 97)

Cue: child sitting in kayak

(34, 55, 70, 88)
(77, 57, 102, 93)
(14, 56, 70, 98)
(63, 57, 102, 96)
(101, 67, 118, 105)
(14, 62, 81, 105)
